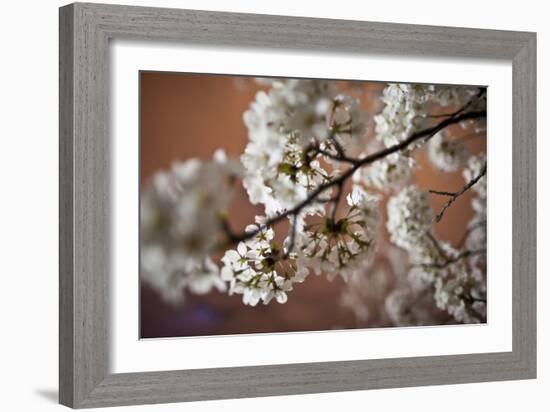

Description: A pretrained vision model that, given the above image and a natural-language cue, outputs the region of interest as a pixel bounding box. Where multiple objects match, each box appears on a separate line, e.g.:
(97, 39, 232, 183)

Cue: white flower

(386, 186, 432, 252)
(346, 186, 380, 229)
(243, 79, 376, 217)
(433, 269, 485, 324)
(356, 152, 414, 191)
(185, 257, 227, 295)
(406, 240, 486, 324)
(145, 150, 241, 259)
(262, 275, 293, 304)
(464, 220, 487, 257)
(420, 85, 480, 108)
(243, 79, 336, 147)
(428, 132, 467, 172)
(327, 94, 368, 154)
(221, 216, 309, 306)
(140, 151, 240, 304)
(374, 84, 427, 147)
(384, 288, 417, 326)
(296, 186, 379, 281)
(221, 242, 254, 284)
(141, 246, 225, 305)
(254, 77, 275, 86)
(375, 83, 482, 149)
(434, 277, 467, 321)
(242, 130, 329, 216)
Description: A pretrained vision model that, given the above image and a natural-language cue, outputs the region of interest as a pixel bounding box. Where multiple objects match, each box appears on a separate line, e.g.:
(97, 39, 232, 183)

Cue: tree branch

(224, 109, 486, 244)
(431, 162, 486, 223)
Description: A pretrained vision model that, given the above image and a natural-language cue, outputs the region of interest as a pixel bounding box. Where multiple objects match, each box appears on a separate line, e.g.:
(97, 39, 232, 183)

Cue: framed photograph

(59, 2, 536, 408)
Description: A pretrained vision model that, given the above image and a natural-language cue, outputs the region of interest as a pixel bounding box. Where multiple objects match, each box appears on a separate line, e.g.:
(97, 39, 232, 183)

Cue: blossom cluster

(373, 83, 479, 148)
(386, 185, 433, 252)
(140, 150, 240, 304)
(385, 184, 486, 323)
(219, 186, 380, 306)
(221, 217, 309, 306)
(295, 186, 380, 282)
(355, 83, 479, 192)
(241, 79, 367, 216)
(428, 131, 468, 172)
(241, 80, 333, 216)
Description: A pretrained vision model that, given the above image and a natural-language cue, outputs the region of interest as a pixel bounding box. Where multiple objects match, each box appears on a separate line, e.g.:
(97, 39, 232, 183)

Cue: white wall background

(0, 0, 546, 411)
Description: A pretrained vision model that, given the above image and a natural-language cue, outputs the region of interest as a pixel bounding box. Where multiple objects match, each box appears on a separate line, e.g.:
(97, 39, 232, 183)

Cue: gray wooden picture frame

(59, 2, 536, 409)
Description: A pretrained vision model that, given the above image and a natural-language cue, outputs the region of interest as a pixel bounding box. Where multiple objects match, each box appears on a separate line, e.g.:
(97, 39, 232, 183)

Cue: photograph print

(139, 73, 487, 338)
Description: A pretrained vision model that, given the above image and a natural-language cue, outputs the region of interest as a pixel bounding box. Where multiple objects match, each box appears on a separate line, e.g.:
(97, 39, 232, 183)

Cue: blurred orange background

(140, 72, 486, 338)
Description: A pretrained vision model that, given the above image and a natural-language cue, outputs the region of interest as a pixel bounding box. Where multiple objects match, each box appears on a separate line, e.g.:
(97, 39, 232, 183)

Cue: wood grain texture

(59, 2, 537, 408)
(512, 34, 537, 374)
(59, 4, 75, 407)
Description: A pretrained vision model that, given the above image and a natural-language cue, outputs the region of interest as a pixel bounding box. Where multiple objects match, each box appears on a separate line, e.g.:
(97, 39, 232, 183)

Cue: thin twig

(429, 189, 456, 197)
(415, 248, 487, 270)
(432, 162, 486, 223)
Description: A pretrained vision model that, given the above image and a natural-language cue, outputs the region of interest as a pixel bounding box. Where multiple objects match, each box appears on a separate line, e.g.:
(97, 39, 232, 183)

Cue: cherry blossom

(140, 79, 487, 324)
